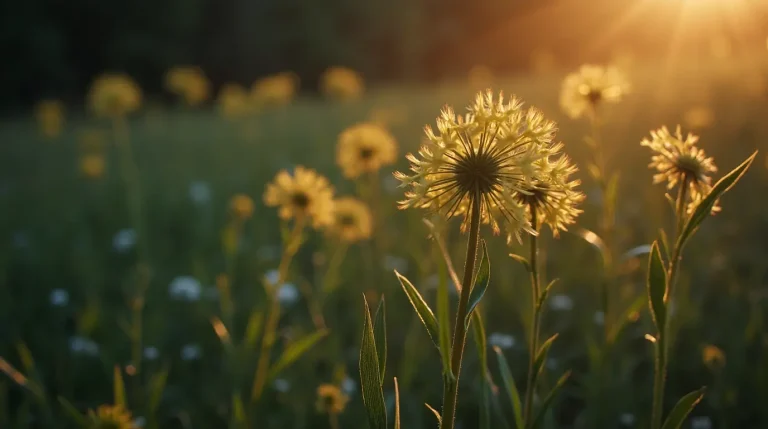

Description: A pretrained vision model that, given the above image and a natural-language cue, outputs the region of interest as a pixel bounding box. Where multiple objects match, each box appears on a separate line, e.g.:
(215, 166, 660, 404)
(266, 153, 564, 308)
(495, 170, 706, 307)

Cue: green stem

(439, 194, 481, 429)
(523, 207, 541, 427)
(651, 180, 688, 429)
(589, 111, 612, 341)
(251, 218, 306, 402)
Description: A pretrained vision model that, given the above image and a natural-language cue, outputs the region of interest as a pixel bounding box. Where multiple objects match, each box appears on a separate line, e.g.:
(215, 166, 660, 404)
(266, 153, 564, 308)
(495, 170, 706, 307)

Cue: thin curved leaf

(360, 296, 387, 429)
(678, 152, 756, 249)
(534, 334, 559, 377)
(374, 298, 387, 383)
(395, 270, 440, 349)
(508, 253, 531, 272)
(466, 240, 491, 326)
(394, 378, 401, 429)
(425, 403, 442, 424)
(531, 371, 572, 429)
(113, 366, 126, 408)
(647, 241, 667, 332)
(494, 347, 524, 429)
(661, 387, 706, 429)
(267, 329, 328, 382)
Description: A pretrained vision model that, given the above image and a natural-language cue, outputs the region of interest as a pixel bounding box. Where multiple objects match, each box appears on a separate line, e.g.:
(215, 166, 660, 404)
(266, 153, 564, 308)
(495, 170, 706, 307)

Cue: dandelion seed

(560, 65, 630, 119)
(263, 166, 335, 228)
(691, 416, 713, 429)
(395, 90, 560, 235)
(549, 294, 573, 311)
(320, 67, 364, 101)
(273, 378, 291, 393)
(188, 180, 212, 205)
(327, 197, 373, 242)
(336, 123, 398, 179)
(113, 229, 136, 253)
(49, 289, 69, 307)
(143, 346, 160, 361)
(316, 384, 350, 414)
(180, 344, 202, 361)
(277, 283, 300, 305)
(87, 405, 134, 429)
(164, 66, 210, 107)
(168, 276, 202, 301)
(87, 73, 142, 118)
(488, 333, 516, 350)
(70, 336, 99, 356)
(35, 99, 65, 138)
(642, 126, 719, 215)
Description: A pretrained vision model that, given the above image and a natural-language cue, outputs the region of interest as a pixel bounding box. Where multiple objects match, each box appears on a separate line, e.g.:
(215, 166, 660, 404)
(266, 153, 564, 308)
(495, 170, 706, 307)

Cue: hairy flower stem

(651, 179, 688, 429)
(252, 218, 306, 402)
(523, 207, 542, 427)
(439, 194, 481, 429)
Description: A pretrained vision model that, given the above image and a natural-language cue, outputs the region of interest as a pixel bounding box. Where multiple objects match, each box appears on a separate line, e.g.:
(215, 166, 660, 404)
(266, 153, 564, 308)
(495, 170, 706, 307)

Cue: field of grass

(1, 57, 768, 429)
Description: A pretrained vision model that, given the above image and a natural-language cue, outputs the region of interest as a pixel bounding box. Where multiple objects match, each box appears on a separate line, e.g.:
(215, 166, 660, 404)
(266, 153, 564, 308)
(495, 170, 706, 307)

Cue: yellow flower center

(291, 192, 310, 209)
(359, 147, 375, 160)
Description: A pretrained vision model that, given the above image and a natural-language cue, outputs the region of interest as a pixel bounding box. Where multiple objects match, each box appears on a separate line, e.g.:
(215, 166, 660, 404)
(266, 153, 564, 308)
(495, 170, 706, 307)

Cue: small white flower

(550, 294, 574, 311)
(143, 346, 160, 361)
(264, 269, 280, 286)
(623, 244, 653, 259)
(278, 283, 300, 305)
(169, 276, 202, 301)
(69, 336, 99, 356)
(619, 413, 635, 426)
(273, 378, 291, 393)
(188, 180, 212, 205)
(113, 229, 136, 253)
(383, 255, 408, 273)
(593, 311, 605, 325)
(488, 333, 516, 350)
(691, 416, 712, 429)
(181, 344, 202, 361)
(133, 416, 147, 428)
(49, 289, 69, 307)
(341, 377, 356, 395)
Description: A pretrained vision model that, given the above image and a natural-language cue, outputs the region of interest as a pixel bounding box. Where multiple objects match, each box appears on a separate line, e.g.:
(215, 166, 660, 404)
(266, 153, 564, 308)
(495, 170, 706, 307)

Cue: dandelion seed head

(337, 123, 398, 179)
(560, 65, 630, 119)
(327, 197, 373, 242)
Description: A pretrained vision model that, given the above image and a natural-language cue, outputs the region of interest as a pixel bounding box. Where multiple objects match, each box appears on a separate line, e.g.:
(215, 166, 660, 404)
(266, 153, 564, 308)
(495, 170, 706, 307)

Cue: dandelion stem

(439, 193, 481, 429)
(523, 206, 541, 427)
(651, 179, 688, 429)
(251, 217, 306, 402)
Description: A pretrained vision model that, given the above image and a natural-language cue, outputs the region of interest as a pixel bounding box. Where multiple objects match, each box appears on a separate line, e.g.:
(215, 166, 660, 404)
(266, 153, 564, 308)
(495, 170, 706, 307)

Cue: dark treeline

(1, 0, 766, 108)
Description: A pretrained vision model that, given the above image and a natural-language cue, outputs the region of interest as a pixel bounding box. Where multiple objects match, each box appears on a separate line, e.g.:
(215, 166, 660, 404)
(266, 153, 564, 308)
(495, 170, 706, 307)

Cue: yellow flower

(395, 90, 560, 234)
(217, 83, 251, 118)
(35, 99, 65, 138)
(560, 65, 630, 119)
(165, 66, 210, 106)
(508, 154, 584, 243)
(230, 194, 255, 220)
(337, 123, 397, 179)
(328, 197, 373, 242)
(316, 384, 349, 414)
(702, 344, 726, 371)
(264, 166, 335, 228)
(80, 154, 106, 179)
(251, 72, 298, 108)
(87, 404, 134, 429)
(641, 126, 719, 214)
(320, 67, 363, 101)
(87, 74, 142, 118)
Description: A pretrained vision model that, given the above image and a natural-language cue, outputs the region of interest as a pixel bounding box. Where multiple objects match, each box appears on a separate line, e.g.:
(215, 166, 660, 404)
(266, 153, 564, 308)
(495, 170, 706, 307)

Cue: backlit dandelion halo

(560, 65, 630, 119)
(642, 125, 719, 214)
(395, 90, 558, 234)
(264, 166, 335, 228)
(328, 197, 373, 242)
(337, 123, 398, 178)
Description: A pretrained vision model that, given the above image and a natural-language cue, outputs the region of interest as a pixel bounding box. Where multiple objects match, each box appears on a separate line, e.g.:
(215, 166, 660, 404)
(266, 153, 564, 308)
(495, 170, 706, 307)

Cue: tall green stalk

(523, 207, 541, 426)
(651, 179, 689, 429)
(439, 194, 481, 429)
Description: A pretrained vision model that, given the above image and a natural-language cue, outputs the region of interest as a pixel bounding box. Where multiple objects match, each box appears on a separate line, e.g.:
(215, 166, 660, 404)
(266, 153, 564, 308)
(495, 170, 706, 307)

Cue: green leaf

(243, 311, 264, 350)
(538, 279, 559, 310)
(508, 253, 531, 272)
(113, 366, 126, 408)
(466, 240, 491, 326)
(661, 387, 706, 429)
(231, 393, 247, 427)
(425, 403, 442, 424)
(359, 296, 387, 429)
(148, 367, 169, 414)
(267, 329, 328, 382)
(437, 257, 453, 375)
(394, 378, 401, 429)
(647, 241, 667, 332)
(531, 371, 572, 429)
(678, 152, 756, 248)
(57, 397, 86, 427)
(373, 298, 387, 384)
(473, 313, 490, 429)
(395, 270, 440, 349)
(534, 334, 559, 377)
(494, 346, 524, 429)
(658, 228, 671, 261)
